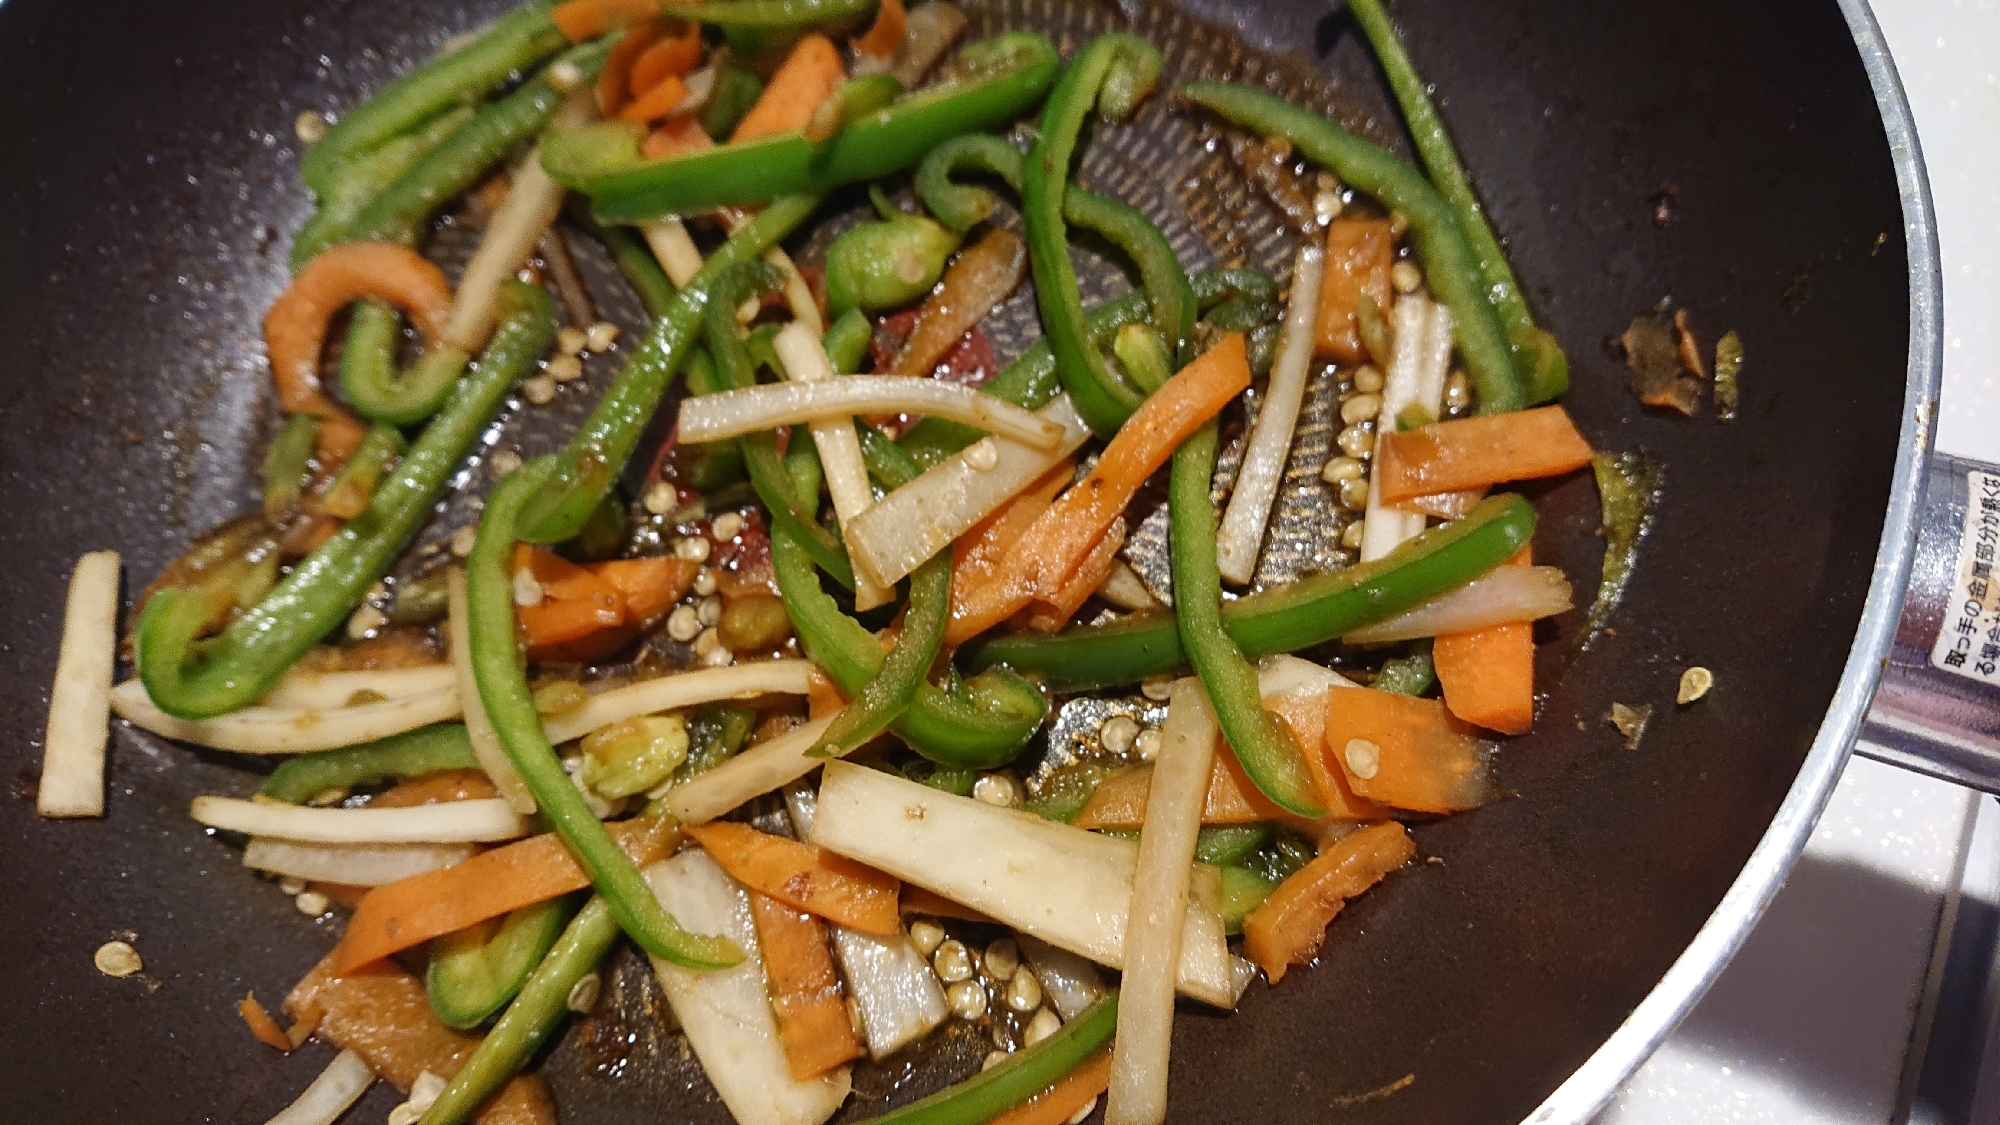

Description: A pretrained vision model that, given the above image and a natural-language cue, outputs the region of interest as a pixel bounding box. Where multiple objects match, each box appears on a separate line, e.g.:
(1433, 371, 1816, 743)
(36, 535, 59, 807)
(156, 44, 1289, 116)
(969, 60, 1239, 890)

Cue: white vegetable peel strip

(191, 795, 532, 844)
(1343, 564, 1573, 644)
(1216, 242, 1325, 585)
(677, 377, 1068, 452)
(542, 659, 814, 744)
(845, 395, 1089, 590)
(111, 679, 461, 755)
(262, 1047, 374, 1125)
(450, 569, 537, 814)
(242, 837, 475, 886)
(259, 663, 457, 710)
(1107, 679, 1218, 1125)
(642, 218, 707, 289)
(39, 550, 119, 818)
(666, 714, 838, 825)
(773, 321, 893, 611)
(1359, 295, 1437, 562)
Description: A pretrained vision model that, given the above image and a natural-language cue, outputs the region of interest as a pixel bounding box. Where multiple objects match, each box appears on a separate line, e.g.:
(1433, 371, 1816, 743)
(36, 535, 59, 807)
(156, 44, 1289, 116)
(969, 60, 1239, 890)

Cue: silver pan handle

(1859, 451, 2000, 791)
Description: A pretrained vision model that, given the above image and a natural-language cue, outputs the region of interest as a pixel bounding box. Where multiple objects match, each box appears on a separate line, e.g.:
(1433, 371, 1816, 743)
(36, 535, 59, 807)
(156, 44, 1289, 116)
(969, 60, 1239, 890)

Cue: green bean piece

(1179, 81, 1523, 414)
(824, 214, 962, 318)
(1021, 34, 1165, 436)
(858, 992, 1119, 1125)
(417, 896, 624, 1125)
(1195, 824, 1274, 868)
(294, 107, 474, 271)
(701, 60, 766, 140)
(1373, 640, 1437, 696)
(318, 423, 408, 518)
(964, 493, 1537, 691)
(811, 550, 950, 758)
(261, 414, 322, 521)
(1170, 420, 1324, 817)
(468, 461, 740, 970)
(259, 724, 481, 804)
(519, 194, 824, 544)
(136, 282, 558, 719)
(1346, 0, 1568, 403)
(300, 4, 569, 196)
(427, 895, 581, 1029)
(586, 213, 679, 317)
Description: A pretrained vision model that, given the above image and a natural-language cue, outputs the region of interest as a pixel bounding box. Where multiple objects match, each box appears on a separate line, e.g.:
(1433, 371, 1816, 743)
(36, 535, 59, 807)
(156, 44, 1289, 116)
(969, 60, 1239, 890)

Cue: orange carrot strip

(591, 556, 698, 622)
(1374, 405, 1594, 504)
(1313, 218, 1395, 363)
(263, 242, 453, 470)
(749, 891, 864, 1080)
(1241, 822, 1413, 982)
(553, 0, 661, 42)
(596, 19, 663, 116)
(641, 113, 716, 159)
(900, 885, 996, 924)
(852, 0, 908, 59)
(945, 334, 1251, 645)
(685, 821, 901, 935)
(807, 666, 849, 720)
(285, 1006, 322, 1050)
(629, 23, 704, 95)
(730, 33, 846, 142)
(1322, 686, 1501, 814)
(239, 992, 294, 1052)
(948, 460, 1070, 622)
(368, 768, 500, 808)
(1019, 518, 1127, 633)
(989, 1048, 1114, 1125)
(511, 545, 628, 656)
(1265, 692, 1390, 823)
(331, 816, 681, 973)
(616, 74, 691, 124)
(1432, 546, 1535, 735)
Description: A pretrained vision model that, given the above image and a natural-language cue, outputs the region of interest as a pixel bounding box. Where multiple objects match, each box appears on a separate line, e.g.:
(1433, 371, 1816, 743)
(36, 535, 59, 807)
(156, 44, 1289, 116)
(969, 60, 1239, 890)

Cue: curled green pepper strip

(548, 32, 1059, 220)
(917, 132, 1197, 368)
(859, 992, 1119, 1125)
(895, 268, 1279, 467)
(705, 260, 859, 591)
(468, 460, 741, 970)
(1169, 419, 1324, 817)
(519, 194, 824, 544)
(1021, 33, 1167, 437)
(259, 724, 480, 804)
(427, 895, 580, 1030)
(810, 551, 950, 758)
(293, 107, 474, 271)
(261, 414, 322, 521)
(136, 282, 559, 720)
(965, 493, 1537, 691)
(1178, 80, 1525, 415)
(1346, 0, 1568, 404)
(299, 3, 569, 196)
(417, 896, 623, 1125)
(339, 311, 475, 426)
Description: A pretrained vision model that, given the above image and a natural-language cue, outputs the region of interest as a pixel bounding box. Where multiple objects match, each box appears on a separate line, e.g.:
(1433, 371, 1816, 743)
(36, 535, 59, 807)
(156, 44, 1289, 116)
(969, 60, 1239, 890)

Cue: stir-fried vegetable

(38, 551, 120, 819)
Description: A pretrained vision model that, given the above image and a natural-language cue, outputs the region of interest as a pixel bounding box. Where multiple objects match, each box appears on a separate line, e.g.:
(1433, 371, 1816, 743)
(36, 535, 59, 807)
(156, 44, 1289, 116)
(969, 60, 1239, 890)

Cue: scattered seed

(1341, 521, 1367, 550)
(692, 568, 719, 597)
(345, 604, 387, 640)
(972, 773, 1023, 808)
(1337, 476, 1370, 510)
(643, 482, 677, 515)
(1067, 1097, 1098, 1125)
(701, 646, 733, 668)
(1337, 423, 1375, 459)
(521, 375, 557, 405)
(983, 1050, 1011, 1071)
(1133, 728, 1163, 762)
(1006, 967, 1043, 1013)
(948, 978, 989, 1021)
(1390, 260, 1423, 294)
(665, 605, 701, 643)
(489, 447, 522, 478)
(934, 939, 975, 983)
(1321, 456, 1364, 485)
(556, 327, 589, 356)
(1340, 393, 1382, 427)
(1099, 715, 1139, 756)
(1678, 666, 1715, 705)
(585, 322, 621, 352)
(964, 439, 1001, 471)
(546, 354, 583, 384)
(278, 875, 307, 896)
(295, 890, 331, 917)
(546, 60, 585, 92)
(294, 111, 328, 144)
(1445, 371, 1473, 411)
(711, 511, 744, 540)
(1140, 677, 1175, 701)
(697, 595, 723, 628)
(1609, 702, 1653, 749)
(567, 972, 602, 1014)
(1352, 364, 1385, 394)
(451, 525, 478, 557)
(984, 938, 1020, 982)
(910, 920, 945, 957)
(95, 940, 142, 978)
(1343, 738, 1381, 780)
(675, 536, 712, 563)
(1313, 190, 1345, 222)
(512, 569, 544, 607)
(1023, 1006, 1061, 1046)
(691, 628, 723, 657)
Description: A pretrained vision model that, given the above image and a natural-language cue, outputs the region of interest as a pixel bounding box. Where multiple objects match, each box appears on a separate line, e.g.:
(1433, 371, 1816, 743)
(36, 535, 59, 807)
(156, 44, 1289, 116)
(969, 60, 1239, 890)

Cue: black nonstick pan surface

(0, 0, 1923, 1122)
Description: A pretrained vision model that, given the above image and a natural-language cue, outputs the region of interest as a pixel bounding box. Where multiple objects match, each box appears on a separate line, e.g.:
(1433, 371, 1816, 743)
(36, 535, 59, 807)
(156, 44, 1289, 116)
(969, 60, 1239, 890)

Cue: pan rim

(1521, 0, 1945, 1120)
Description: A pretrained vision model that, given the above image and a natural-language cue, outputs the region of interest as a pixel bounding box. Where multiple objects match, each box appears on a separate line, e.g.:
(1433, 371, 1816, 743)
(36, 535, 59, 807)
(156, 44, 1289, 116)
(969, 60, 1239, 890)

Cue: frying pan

(0, 0, 1939, 1122)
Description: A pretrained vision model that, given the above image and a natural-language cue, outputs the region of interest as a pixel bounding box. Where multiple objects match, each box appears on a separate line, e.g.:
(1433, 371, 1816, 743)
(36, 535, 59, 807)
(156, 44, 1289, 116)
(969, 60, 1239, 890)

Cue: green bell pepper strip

(659, 0, 875, 31)
(1177, 80, 1525, 415)
(817, 309, 927, 492)
(701, 59, 766, 139)
(917, 132, 1197, 369)
(135, 281, 559, 719)
(1346, 0, 1568, 404)
(293, 107, 475, 271)
(427, 895, 580, 1029)
(572, 202, 679, 317)
(467, 460, 741, 970)
(299, 3, 569, 196)
(518, 193, 823, 544)
(804, 73, 908, 143)
(894, 267, 1279, 467)
(910, 760, 978, 796)
(1195, 823, 1273, 868)
(550, 32, 1060, 221)
(704, 261, 859, 591)
(1169, 419, 1324, 817)
(417, 896, 623, 1125)
(822, 308, 875, 374)
(965, 493, 1538, 692)
(339, 313, 475, 426)
(1021, 33, 1166, 437)
(261, 414, 322, 521)
(319, 423, 408, 512)
(1373, 640, 1437, 696)
(259, 724, 480, 804)
(809, 551, 951, 758)
(859, 992, 1119, 1125)
(824, 213, 961, 318)
(1218, 865, 1279, 936)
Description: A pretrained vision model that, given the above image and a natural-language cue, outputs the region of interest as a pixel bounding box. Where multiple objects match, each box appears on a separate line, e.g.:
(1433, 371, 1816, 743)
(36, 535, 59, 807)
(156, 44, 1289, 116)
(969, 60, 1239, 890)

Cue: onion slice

(1343, 564, 1573, 644)
(773, 321, 893, 610)
(1216, 242, 1325, 585)
(542, 660, 815, 744)
(665, 715, 837, 826)
(845, 396, 1089, 589)
(1360, 296, 1453, 562)
(259, 663, 456, 710)
(242, 837, 476, 886)
(678, 376, 1066, 452)
(262, 1048, 374, 1125)
(641, 218, 706, 288)
(1107, 679, 1219, 1125)
(190, 795, 532, 844)
(39, 550, 120, 818)
(449, 569, 537, 814)
(111, 680, 461, 755)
